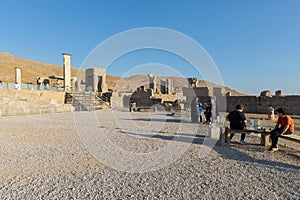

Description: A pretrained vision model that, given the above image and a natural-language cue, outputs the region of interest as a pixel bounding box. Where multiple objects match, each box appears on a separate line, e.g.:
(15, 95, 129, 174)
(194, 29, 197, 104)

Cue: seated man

(227, 104, 247, 144)
(269, 108, 294, 152)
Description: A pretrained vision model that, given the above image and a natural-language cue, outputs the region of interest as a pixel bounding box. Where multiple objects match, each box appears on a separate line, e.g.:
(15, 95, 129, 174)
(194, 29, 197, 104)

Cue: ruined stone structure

(85, 68, 108, 93)
(111, 74, 182, 110)
(275, 90, 282, 96)
(260, 90, 271, 97)
(188, 78, 197, 88)
(63, 53, 71, 92)
(130, 87, 153, 108)
(111, 91, 133, 109)
(148, 74, 156, 92)
(184, 77, 300, 115)
(183, 86, 209, 110)
(226, 95, 300, 115)
(73, 69, 85, 92)
(160, 79, 167, 94)
(167, 79, 173, 94)
(160, 79, 173, 94)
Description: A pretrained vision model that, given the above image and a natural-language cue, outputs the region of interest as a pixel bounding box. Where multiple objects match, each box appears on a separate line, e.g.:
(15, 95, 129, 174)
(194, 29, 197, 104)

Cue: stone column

(148, 74, 156, 92)
(191, 97, 198, 123)
(75, 77, 81, 92)
(63, 53, 71, 92)
(167, 79, 173, 94)
(160, 79, 167, 94)
(15, 67, 21, 90)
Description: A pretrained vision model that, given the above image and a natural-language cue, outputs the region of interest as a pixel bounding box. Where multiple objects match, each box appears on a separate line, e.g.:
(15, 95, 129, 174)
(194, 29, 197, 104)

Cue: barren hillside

(0, 53, 117, 89)
(0, 53, 245, 95)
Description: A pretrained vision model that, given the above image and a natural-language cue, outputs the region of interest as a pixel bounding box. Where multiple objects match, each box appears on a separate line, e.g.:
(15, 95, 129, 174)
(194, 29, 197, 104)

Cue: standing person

(196, 98, 203, 123)
(269, 108, 294, 152)
(226, 104, 247, 144)
(204, 100, 212, 124)
(37, 78, 41, 90)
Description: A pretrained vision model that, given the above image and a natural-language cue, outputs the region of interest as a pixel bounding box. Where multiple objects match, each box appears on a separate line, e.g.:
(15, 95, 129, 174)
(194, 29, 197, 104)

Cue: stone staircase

(71, 92, 111, 111)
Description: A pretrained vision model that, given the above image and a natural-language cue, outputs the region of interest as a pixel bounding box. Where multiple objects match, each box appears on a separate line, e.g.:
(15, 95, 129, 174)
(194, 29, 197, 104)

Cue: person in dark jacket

(227, 104, 247, 144)
(204, 100, 212, 124)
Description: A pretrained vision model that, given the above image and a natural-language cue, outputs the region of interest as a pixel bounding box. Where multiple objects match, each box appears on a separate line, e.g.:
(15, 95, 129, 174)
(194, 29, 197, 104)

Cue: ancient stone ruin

(183, 78, 300, 115)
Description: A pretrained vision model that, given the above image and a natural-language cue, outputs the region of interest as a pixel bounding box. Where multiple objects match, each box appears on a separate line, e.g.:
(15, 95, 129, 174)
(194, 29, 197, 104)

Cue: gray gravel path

(0, 110, 299, 199)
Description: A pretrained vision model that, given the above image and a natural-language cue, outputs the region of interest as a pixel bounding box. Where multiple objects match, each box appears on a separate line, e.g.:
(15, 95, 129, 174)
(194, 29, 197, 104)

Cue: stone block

(183, 88, 197, 97)
(275, 90, 282, 96)
(216, 96, 227, 112)
(208, 127, 221, 139)
(260, 90, 271, 97)
(213, 87, 222, 97)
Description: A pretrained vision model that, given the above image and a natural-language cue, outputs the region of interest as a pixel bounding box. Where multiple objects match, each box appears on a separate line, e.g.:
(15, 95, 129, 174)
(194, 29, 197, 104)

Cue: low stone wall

(0, 89, 73, 116)
(226, 95, 300, 115)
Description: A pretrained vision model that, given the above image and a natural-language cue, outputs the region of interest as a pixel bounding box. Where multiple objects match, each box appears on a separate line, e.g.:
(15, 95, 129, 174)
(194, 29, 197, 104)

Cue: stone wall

(183, 87, 300, 115)
(85, 68, 108, 93)
(226, 95, 300, 115)
(111, 91, 132, 109)
(0, 89, 73, 116)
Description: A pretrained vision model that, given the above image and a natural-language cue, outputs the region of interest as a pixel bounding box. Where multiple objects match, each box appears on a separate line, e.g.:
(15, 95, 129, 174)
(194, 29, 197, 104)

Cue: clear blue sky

(0, 0, 299, 95)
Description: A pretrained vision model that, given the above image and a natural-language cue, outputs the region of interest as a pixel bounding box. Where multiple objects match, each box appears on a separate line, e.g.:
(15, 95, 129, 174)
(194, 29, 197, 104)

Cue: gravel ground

(0, 110, 299, 199)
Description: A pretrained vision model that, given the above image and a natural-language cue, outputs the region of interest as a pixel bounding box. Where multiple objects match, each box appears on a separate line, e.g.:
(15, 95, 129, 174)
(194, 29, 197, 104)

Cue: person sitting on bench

(226, 104, 247, 144)
(269, 108, 294, 152)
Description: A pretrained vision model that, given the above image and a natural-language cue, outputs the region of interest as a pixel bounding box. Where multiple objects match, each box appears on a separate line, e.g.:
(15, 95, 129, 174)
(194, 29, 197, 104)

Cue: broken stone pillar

(75, 77, 82, 92)
(226, 91, 231, 96)
(188, 78, 197, 88)
(260, 90, 271, 97)
(15, 67, 21, 90)
(167, 79, 173, 94)
(63, 53, 71, 92)
(191, 97, 198, 123)
(275, 90, 282, 96)
(160, 79, 167, 94)
(148, 74, 156, 92)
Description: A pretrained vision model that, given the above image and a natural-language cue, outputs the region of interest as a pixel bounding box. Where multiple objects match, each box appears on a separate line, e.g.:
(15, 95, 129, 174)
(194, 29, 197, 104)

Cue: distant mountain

(0, 52, 245, 96)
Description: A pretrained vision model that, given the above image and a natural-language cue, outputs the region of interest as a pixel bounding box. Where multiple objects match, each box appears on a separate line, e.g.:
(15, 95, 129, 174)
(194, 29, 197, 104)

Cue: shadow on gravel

(122, 131, 206, 145)
(120, 130, 300, 171)
(213, 145, 300, 171)
(120, 118, 191, 124)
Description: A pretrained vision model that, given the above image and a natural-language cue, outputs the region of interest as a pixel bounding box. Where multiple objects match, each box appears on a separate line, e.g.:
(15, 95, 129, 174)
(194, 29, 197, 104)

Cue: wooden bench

(279, 134, 300, 143)
(219, 127, 271, 147)
(137, 107, 155, 112)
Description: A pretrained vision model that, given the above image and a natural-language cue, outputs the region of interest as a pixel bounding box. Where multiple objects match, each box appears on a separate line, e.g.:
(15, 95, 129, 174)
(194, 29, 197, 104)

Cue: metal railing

(0, 82, 64, 92)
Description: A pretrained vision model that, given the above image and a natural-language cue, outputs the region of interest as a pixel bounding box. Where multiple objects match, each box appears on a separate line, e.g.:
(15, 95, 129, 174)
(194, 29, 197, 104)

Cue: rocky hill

(0, 52, 245, 95)
(0, 52, 117, 89)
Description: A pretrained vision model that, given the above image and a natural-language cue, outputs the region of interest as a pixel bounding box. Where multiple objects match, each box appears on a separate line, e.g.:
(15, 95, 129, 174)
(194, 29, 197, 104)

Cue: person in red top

(269, 108, 294, 152)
